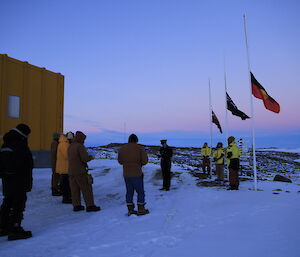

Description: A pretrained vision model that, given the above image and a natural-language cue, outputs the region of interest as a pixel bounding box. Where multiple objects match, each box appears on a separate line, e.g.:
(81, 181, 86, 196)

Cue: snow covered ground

(0, 150, 300, 257)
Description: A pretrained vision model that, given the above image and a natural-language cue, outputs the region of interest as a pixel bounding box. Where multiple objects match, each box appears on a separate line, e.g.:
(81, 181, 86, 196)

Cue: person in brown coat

(118, 134, 149, 216)
(50, 132, 61, 196)
(56, 134, 72, 203)
(68, 131, 100, 212)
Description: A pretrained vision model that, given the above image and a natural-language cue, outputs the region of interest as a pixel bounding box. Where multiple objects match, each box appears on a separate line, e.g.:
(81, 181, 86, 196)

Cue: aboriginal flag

(212, 110, 223, 134)
(226, 92, 250, 120)
(251, 72, 280, 113)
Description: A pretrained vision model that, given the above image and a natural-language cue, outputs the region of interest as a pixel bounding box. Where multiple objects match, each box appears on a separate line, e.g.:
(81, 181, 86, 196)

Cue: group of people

(201, 136, 241, 190)
(50, 131, 100, 212)
(0, 123, 241, 241)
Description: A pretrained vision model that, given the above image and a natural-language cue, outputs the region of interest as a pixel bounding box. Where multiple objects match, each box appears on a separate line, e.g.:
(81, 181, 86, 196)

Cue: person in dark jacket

(158, 139, 173, 191)
(50, 132, 61, 196)
(118, 134, 149, 216)
(0, 124, 33, 241)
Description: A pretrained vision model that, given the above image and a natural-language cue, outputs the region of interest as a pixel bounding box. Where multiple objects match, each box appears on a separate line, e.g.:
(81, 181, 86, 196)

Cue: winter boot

(159, 187, 169, 191)
(73, 205, 85, 212)
(227, 185, 239, 190)
(7, 224, 32, 241)
(137, 204, 150, 216)
(0, 211, 9, 237)
(127, 204, 137, 216)
(86, 205, 101, 212)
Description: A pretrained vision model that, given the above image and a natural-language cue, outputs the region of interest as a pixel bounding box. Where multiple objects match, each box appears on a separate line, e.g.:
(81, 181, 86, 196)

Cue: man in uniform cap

(158, 139, 173, 191)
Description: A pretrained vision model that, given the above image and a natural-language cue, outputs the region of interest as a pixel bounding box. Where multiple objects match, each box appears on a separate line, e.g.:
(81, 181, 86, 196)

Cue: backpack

(0, 147, 16, 178)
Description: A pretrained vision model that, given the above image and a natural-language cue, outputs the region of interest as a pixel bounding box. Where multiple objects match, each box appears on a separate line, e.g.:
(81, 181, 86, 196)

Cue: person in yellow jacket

(213, 142, 224, 181)
(226, 136, 241, 190)
(56, 134, 72, 203)
(201, 142, 211, 174)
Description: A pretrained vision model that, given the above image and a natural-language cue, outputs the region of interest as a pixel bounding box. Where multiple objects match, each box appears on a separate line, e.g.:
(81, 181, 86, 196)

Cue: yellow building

(0, 54, 64, 151)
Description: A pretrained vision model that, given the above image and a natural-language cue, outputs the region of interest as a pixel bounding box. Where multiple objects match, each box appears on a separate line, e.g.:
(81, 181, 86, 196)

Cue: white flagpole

(223, 58, 230, 180)
(243, 14, 257, 190)
(208, 79, 213, 179)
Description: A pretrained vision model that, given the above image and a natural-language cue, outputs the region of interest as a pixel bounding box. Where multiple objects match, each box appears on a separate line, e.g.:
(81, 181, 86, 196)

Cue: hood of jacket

(58, 134, 68, 143)
(74, 131, 86, 144)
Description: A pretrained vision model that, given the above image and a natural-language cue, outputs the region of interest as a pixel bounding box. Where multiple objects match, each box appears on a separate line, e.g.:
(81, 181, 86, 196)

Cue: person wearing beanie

(68, 131, 100, 212)
(50, 132, 61, 196)
(118, 134, 149, 216)
(213, 142, 225, 181)
(66, 131, 74, 144)
(201, 142, 211, 175)
(0, 124, 33, 240)
(226, 136, 241, 190)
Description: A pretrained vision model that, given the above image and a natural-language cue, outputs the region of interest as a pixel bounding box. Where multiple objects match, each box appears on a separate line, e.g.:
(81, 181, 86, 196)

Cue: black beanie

(16, 123, 31, 136)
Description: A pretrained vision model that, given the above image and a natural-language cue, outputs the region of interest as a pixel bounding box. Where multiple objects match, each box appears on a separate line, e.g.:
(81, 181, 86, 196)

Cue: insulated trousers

(69, 174, 95, 207)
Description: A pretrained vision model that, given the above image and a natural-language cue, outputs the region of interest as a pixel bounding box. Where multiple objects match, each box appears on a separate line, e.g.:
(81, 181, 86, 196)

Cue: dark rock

(273, 175, 292, 183)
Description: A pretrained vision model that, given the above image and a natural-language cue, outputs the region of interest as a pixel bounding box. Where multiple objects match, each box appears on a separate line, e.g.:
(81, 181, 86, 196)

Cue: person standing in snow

(201, 142, 211, 175)
(118, 134, 149, 216)
(213, 142, 225, 181)
(0, 124, 33, 240)
(50, 132, 62, 196)
(226, 136, 241, 190)
(56, 134, 72, 203)
(68, 131, 100, 212)
(158, 139, 173, 191)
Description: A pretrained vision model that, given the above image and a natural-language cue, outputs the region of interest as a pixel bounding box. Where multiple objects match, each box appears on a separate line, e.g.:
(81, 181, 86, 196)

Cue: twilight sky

(1, 0, 300, 147)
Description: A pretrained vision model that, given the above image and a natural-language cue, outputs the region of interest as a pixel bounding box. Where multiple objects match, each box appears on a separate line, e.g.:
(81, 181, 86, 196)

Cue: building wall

(0, 54, 64, 150)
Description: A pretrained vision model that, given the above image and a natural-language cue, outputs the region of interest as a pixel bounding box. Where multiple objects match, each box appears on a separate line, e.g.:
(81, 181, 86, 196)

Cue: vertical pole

(243, 14, 257, 190)
(223, 58, 230, 180)
(208, 79, 213, 179)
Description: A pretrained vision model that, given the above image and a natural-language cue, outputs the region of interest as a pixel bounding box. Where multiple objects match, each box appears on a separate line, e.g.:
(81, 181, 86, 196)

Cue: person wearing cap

(212, 142, 225, 181)
(201, 142, 211, 175)
(68, 131, 100, 212)
(56, 134, 72, 203)
(226, 136, 241, 190)
(0, 124, 33, 240)
(158, 139, 173, 191)
(118, 134, 149, 216)
(50, 132, 61, 196)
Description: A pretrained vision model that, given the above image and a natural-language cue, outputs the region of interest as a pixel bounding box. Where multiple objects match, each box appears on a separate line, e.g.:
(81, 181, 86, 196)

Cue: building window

(8, 95, 20, 118)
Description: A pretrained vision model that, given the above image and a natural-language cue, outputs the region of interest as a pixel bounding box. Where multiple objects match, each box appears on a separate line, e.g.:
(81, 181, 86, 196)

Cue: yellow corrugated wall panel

(41, 70, 58, 150)
(23, 64, 42, 150)
(0, 54, 64, 150)
(4, 57, 23, 133)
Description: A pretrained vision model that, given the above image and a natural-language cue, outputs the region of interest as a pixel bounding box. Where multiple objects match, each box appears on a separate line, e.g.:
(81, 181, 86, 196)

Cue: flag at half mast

(212, 111, 223, 134)
(226, 93, 250, 120)
(251, 72, 280, 113)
